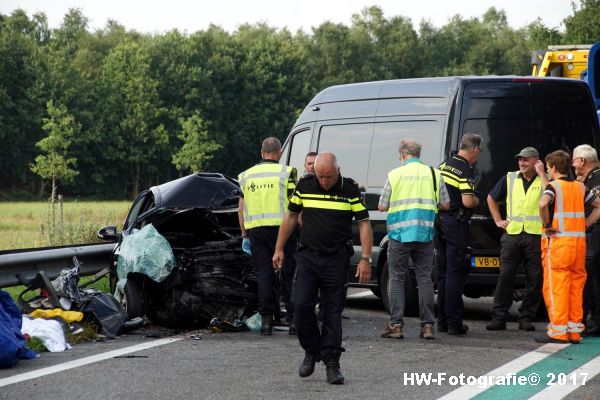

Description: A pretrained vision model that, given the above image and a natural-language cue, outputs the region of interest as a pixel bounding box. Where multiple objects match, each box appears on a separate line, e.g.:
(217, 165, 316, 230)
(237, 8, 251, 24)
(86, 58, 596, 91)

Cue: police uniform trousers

(436, 213, 471, 331)
(491, 232, 543, 322)
(583, 224, 600, 326)
(293, 248, 348, 362)
(249, 226, 296, 319)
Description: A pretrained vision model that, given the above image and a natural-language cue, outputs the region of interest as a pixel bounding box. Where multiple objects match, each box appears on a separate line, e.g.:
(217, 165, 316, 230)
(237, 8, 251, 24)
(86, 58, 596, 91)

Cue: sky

(2, 0, 575, 34)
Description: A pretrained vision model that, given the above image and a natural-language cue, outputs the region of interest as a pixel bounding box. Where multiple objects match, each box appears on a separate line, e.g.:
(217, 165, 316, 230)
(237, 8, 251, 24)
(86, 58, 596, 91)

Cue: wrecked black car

(97, 173, 257, 328)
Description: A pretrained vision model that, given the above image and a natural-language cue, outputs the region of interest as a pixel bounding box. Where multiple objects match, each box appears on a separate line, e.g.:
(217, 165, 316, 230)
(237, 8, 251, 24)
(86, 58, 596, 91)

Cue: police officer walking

(437, 133, 483, 335)
(273, 152, 372, 385)
(379, 140, 450, 340)
(572, 144, 600, 336)
(238, 137, 297, 335)
(486, 147, 548, 331)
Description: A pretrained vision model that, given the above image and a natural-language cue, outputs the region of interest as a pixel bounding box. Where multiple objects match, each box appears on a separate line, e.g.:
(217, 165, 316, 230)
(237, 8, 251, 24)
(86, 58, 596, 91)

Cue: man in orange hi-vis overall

(537, 150, 600, 344)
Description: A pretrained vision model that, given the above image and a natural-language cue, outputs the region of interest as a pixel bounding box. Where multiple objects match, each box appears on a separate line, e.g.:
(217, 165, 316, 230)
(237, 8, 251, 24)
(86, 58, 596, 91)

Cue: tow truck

(531, 42, 600, 116)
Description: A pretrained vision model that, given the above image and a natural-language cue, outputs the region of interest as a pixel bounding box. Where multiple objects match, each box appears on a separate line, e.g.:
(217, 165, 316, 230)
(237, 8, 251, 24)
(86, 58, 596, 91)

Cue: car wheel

(124, 275, 145, 319)
(379, 260, 419, 317)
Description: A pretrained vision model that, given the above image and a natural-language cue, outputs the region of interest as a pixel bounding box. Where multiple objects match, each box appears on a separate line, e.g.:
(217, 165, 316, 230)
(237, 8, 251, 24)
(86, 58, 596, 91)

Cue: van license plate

(471, 257, 500, 268)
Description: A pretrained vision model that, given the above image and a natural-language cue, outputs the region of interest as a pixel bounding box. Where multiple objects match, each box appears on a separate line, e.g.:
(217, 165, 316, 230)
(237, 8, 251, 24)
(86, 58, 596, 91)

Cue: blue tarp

(0, 290, 37, 368)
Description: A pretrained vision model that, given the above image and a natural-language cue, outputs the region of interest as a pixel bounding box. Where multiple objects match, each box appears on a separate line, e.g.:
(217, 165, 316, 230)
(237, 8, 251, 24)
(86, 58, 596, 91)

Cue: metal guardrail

(0, 243, 116, 288)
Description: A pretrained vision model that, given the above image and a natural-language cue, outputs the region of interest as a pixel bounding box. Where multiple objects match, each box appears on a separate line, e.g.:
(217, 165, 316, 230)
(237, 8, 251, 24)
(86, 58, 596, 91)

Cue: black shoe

(438, 323, 448, 333)
(534, 333, 568, 344)
(486, 320, 506, 331)
(518, 320, 535, 331)
(299, 353, 319, 377)
(261, 314, 273, 336)
(289, 321, 297, 336)
(325, 360, 344, 384)
(447, 325, 469, 335)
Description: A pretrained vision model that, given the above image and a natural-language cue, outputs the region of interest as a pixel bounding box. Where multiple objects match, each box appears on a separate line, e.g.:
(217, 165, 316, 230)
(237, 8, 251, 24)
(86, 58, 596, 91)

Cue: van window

(285, 129, 312, 175)
(531, 82, 598, 156)
(317, 123, 373, 190)
(461, 81, 598, 204)
(367, 121, 443, 189)
(461, 82, 532, 199)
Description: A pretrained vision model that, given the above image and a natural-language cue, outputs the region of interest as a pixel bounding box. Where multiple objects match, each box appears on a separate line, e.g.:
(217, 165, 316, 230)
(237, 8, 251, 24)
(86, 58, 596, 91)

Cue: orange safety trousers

(541, 179, 587, 342)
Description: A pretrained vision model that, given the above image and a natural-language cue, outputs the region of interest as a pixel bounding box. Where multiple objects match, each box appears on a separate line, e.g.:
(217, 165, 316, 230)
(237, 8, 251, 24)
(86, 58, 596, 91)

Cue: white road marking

(437, 343, 568, 399)
(528, 355, 600, 399)
(0, 337, 182, 388)
(347, 290, 374, 299)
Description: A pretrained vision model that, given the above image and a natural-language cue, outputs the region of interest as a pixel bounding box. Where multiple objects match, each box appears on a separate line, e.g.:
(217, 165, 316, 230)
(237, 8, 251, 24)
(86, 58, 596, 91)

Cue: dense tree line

(0, 2, 597, 199)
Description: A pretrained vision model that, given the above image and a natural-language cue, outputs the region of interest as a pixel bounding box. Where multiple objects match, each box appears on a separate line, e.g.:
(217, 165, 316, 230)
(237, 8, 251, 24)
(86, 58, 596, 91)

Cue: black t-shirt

(439, 154, 475, 211)
(288, 174, 369, 254)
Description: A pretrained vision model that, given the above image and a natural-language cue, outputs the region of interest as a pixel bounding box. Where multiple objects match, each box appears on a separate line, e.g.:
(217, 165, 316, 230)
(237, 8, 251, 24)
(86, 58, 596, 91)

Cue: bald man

(273, 152, 373, 385)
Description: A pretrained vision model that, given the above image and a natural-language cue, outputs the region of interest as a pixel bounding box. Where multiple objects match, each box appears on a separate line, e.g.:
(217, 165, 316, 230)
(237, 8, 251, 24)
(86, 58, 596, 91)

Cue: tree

(100, 38, 168, 196)
(172, 114, 221, 173)
(30, 100, 80, 202)
(0, 9, 48, 191)
(563, 0, 600, 43)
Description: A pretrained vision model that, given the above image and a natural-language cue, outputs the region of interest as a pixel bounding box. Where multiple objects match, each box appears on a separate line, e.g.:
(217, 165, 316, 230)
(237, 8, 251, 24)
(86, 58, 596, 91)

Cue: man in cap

(486, 147, 549, 331)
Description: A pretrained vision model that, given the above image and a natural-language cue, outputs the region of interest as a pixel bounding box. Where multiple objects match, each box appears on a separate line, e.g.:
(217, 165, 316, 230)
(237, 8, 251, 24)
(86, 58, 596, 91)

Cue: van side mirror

(362, 192, 380, 211)
(97, 225, 119, 241)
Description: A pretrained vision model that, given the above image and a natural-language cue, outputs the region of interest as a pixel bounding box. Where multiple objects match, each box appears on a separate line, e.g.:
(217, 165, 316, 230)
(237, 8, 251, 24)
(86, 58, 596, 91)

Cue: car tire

(379, 260, 419, 317)
(124, 275, 145, 319)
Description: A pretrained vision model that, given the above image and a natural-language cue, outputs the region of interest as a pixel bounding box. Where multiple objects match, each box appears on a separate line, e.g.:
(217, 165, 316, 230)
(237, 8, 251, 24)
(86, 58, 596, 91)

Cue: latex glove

(242, 238, 252, 255)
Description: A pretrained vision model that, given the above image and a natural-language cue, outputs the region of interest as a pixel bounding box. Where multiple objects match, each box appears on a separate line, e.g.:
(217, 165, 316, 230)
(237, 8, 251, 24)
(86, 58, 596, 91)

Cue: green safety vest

(505, 172, 543, 235)
(238, 163, 296, 229)
(387, 160, 441, 242)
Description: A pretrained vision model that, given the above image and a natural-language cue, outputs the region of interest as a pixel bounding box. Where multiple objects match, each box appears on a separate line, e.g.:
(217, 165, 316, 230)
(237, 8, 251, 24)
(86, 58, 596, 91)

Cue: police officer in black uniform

(437, 133, 483, 335)
(273, 152, 373, 385)
(573, 144, 600, 336)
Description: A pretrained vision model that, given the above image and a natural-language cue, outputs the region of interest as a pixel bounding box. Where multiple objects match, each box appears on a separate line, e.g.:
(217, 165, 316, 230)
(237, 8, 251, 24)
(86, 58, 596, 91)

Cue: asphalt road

(1, 291, 599, 400)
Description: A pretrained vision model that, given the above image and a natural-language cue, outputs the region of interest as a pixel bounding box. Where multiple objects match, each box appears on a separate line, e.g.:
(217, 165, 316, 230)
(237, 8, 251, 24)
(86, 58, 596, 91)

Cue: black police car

(97, 173, 257, 327)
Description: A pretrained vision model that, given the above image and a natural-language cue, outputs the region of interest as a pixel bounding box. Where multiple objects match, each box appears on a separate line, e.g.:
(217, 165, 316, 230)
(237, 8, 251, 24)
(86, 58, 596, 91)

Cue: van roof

(293, 76, 585, 128)
(310, 76, 460, 104)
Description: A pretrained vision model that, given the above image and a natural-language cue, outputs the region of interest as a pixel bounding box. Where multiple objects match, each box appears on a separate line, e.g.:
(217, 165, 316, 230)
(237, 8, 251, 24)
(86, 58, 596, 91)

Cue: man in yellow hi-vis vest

(486, 147, 549, 332)
(238, 137, 297, 335)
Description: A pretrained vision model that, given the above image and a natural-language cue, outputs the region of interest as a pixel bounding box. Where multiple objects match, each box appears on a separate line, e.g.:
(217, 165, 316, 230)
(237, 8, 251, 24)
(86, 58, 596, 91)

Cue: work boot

(518, 320, 535, 331)
(288, 320, 297, 336)
(486, 320, 507, 331)
(534, 333, 568, 344)
(447, 324, 469, 335)
(298, 353, 319, 377)
(381, 323, 403, 338)
(325, 359, 344, 384)
(260, 314, 273, 336)
(420, 323, 435, 339)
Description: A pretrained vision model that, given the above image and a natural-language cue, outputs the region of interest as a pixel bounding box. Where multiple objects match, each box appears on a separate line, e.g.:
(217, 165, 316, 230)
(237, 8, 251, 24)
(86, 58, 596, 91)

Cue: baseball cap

(514, 147, 539, 159)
